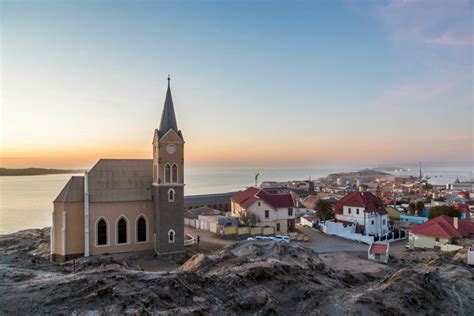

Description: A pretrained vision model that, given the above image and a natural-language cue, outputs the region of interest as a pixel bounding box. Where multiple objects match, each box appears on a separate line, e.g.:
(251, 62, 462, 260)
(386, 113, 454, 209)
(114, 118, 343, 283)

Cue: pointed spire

(158, 76, 179, 136)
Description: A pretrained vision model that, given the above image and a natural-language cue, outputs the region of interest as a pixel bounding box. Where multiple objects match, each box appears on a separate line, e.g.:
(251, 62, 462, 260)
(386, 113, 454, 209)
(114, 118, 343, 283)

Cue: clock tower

(152, 76, 185, 256)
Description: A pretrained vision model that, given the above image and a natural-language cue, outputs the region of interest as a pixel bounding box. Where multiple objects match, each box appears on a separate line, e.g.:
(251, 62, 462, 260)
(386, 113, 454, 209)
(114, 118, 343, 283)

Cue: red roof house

(334, 191, 387, 216)
(368, 242, 390, 263)
(410, 215, 474, 239)
(231, 187, 294, 209)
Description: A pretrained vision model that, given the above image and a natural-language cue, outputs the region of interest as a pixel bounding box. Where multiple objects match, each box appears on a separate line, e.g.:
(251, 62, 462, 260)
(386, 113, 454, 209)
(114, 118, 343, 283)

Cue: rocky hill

(0, 228, 473, 315)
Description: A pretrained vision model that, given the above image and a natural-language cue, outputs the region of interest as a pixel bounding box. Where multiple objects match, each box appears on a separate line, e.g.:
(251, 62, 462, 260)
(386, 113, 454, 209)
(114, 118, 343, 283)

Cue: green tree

(428, 206, 460, 219)
(315, 199, 334, 221)
(415, 201, 424, 217)
(408, 202, 416, 215)
(240, 212, 260, 227)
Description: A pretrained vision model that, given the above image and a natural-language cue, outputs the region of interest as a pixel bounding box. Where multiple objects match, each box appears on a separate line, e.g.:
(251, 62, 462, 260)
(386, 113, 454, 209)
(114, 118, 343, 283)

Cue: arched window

(165, 164, 171, 183)
(168, 188, 175, 202)
(172, 164, 178, 183)
(97, 219, 107, 246)
(136, 216, 147, 242)
(168, 229, 175, 243)
(117, 217, 127, 244)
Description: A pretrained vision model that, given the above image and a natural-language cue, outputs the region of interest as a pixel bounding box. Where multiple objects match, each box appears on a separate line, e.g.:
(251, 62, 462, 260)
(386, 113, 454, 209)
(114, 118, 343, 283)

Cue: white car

(247, 236, 271, 241)
(273, 235, 290, 243)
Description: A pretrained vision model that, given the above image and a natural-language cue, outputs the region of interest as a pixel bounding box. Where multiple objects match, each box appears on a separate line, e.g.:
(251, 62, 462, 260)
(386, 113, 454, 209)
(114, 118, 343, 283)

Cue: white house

(231, 187, 296, 233)
(334, 191, 389, 236)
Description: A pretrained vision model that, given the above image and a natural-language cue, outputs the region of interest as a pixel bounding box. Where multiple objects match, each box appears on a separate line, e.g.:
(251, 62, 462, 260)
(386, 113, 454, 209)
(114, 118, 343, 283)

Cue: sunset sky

(1, 0, 472, 169)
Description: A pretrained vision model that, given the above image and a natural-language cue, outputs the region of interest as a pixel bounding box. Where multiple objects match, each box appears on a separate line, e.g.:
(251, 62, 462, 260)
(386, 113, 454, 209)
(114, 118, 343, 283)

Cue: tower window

(168, 188, 175, 202)
(165, 164, 171, 183)
(172, 164, 178, 183)
(97, 218, 107, 246)
(168, 229, 175, 243)
(117, 217, 128, 244)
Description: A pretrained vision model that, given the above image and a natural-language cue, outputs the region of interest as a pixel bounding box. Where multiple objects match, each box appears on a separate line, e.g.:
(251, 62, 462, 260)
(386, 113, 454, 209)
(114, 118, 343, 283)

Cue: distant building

(409, 215, 474, 249)
(231, 187, 296, 233)
(334, 191, 389, 236)
(368, 242, 389, 264)
(184, 192, 233, 212)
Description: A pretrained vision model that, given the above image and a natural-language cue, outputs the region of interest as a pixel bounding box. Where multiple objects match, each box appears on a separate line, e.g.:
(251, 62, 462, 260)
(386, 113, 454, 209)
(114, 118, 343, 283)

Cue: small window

(168, 188, 175, 202)
(382, 219, 386, 225)
(168, 230, 175, 243)
(136, 216, 147, 242)
(117, 217, 127, 244)
(371, 220, 375, 225)
(356, 209, 359, 215)
(288, 208, 293, 216)
(435, 237, 440, 242)
(276, 223, 281, 231)
(265, 210, 269, 219)
(348, 208, 351, 214)
(258, 202, 261, 207)
(97, 219, 107, 246)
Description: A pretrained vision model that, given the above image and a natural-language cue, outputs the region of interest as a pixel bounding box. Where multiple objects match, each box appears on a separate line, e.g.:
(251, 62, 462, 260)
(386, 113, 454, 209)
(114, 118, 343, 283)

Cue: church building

(51, 77, 185, 262)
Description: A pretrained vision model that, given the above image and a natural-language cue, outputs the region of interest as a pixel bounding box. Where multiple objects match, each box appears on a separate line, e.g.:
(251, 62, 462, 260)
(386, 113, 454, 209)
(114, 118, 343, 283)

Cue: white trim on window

(172, 163, 178, 183)
(115, 215, 130, 245)
(135, 214, 149, 243)
(168, 188, 175, 202)
(94, 216, 110, 247)
(168, 229, 176, 243)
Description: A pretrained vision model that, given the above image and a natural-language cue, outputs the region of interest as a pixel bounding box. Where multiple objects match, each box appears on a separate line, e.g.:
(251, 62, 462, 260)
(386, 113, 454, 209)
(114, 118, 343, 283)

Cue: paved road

(184, 226, 235, 252)
(185, 225, 408, 255)
(296, 226, 370, 253)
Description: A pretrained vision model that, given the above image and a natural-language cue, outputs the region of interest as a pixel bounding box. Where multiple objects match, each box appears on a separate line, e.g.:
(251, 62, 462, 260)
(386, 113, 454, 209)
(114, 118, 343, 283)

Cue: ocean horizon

(0, 161, 472, 235)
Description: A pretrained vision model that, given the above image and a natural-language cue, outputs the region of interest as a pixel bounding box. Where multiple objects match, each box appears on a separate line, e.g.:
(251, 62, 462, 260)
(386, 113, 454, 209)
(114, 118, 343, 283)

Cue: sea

(0, 162, 472, 235)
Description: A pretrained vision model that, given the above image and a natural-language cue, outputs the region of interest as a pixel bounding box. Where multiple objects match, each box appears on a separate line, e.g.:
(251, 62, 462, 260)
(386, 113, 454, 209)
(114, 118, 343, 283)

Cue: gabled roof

(410, 215, 474, 238)
(369, 242, 389, 255)
(158, 77, 183, 140)
(231, 187, 294, 209)
(256, 189, 294, 208)
(54, 176, 84, 203)
(334, 191, 387, 215)
(231, 187, 260, 209)
(88, 159, 153, 203)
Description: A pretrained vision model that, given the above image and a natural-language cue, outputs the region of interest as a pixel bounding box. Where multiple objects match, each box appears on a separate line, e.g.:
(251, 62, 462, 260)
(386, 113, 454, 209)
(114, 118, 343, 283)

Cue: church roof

(158, 76, 183, 139)
(54, 176, 84, 203)
(88, 159, 153, 203)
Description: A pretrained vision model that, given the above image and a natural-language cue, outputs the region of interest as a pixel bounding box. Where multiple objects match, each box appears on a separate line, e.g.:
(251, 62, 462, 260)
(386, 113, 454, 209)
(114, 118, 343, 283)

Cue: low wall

(440, 244, 463, 252)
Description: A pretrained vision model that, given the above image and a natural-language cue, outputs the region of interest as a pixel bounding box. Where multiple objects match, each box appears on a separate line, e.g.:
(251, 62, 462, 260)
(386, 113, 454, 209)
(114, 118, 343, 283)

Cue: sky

(1, 0, 472, 169)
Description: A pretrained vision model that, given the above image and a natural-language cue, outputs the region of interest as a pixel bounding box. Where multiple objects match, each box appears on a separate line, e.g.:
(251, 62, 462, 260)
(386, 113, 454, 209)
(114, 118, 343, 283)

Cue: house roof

(54, 176, 84, 203)
(302, 195, 318, 209)
(334, 191, 387, 215)
(231, 187, 295, 210)
(87, 159, 153, 203)
(256, 189, 294, 208)
(369, 242, 389, 255)
(410, 215, 474, 238)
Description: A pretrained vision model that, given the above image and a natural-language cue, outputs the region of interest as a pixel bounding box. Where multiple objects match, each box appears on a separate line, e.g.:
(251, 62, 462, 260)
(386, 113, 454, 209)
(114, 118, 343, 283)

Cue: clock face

(166, 144, 176, 154)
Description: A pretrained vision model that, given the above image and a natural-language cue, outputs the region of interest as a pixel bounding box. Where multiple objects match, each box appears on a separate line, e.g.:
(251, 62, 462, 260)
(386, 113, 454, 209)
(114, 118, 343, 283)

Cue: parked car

(274, 235, 290, 243)
(405, 242, 411, 249)
(247, 236, 272, 241)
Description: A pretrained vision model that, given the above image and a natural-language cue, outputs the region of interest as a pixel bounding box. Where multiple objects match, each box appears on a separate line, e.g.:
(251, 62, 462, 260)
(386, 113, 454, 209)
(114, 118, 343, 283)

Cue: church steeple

(158, 75, 179, 137)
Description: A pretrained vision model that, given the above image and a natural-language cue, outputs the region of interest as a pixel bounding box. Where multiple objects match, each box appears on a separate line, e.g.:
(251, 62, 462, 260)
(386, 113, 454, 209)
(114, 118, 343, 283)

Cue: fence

(219, 225, 275, 237)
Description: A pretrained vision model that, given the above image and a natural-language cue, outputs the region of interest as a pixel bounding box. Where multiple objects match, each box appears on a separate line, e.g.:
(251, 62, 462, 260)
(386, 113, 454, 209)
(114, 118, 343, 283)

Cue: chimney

(453, 217, 459, 230)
